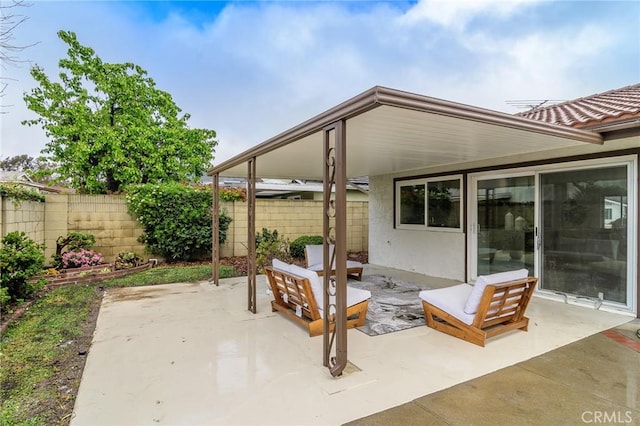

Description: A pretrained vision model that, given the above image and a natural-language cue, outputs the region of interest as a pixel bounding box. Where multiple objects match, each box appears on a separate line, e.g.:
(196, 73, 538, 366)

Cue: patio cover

(209, 86, 603, 180)
(207, 85, 603, 376)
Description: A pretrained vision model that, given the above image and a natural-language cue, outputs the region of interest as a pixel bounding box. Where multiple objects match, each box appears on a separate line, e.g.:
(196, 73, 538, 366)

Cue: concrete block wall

(66, 195, 146, 262)
(2, 195, 368, 264)
(220, 199, 369, 257)
(0, 197, 45, 245)
(43, 194, 146, 264)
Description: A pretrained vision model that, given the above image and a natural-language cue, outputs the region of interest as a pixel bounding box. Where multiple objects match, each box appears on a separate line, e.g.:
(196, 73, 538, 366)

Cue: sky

(1, 0, 639, 166)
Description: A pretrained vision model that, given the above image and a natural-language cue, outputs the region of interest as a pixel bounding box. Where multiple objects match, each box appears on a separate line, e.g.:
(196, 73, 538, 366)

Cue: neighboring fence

(0, 198, 45, 245)
(0, 195, 369, 263)
(43, 194, 146, 264)
(220, 200, 369, 257)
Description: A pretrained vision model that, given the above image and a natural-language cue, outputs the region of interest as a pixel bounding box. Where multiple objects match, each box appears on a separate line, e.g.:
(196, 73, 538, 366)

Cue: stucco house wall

(368, 132, 640, 283)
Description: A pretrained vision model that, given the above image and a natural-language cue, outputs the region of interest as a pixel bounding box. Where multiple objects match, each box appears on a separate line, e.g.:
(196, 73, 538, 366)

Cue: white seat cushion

(463, 269, 529, 315)
(288, 263, 370, 319)
(419, 284, 475, 325)
(318, 286, 371, 319)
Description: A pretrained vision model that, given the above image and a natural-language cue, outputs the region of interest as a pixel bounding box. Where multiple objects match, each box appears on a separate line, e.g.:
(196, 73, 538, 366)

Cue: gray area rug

(348, 274, 429, 336)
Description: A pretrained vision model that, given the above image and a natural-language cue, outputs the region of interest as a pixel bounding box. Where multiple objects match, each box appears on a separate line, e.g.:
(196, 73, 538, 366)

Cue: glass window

(396, 176, 462, 230)
(399, 183, 425, 225)
(428, 179, 461, 228)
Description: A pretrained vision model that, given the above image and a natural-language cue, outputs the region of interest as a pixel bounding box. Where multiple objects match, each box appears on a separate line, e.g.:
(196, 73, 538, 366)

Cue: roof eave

(582, 118, 640, 133)
(208, 86, 604, 176)
(208, 86, 383, 176)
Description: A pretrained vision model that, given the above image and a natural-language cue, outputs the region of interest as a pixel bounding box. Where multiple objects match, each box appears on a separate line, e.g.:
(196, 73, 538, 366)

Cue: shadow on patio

(70, 265, 634, 425)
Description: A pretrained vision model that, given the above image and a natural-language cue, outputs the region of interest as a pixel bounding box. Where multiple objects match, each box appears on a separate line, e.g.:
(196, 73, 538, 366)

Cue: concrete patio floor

(70, 266, 636, 425)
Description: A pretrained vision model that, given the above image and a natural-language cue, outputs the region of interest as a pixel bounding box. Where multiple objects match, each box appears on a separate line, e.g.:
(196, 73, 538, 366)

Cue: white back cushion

(288, 263, 323, 307)
(464, 269, 529, 314)
(272, 258, 291, 272)
(305, 244, 334, 266)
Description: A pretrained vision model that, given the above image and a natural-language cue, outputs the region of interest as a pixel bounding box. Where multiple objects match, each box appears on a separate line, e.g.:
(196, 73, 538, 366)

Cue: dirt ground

(46, 289, 103, 425)
(7, 252, 368, 424)
(219, 251, 368, 275)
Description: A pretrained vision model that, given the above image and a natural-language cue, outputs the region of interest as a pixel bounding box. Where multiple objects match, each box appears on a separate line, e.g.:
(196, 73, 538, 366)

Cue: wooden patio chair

(304, 244, 364, 280)
(418, 269, 537, 347)
(265, 260, 371, 337)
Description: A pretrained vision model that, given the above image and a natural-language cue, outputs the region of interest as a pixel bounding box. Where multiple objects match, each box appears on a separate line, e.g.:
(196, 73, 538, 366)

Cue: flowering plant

(62, 249, 104, 269)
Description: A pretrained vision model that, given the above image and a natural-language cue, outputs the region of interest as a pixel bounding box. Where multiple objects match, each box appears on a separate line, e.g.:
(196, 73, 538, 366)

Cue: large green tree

(23, 30, 217, 193)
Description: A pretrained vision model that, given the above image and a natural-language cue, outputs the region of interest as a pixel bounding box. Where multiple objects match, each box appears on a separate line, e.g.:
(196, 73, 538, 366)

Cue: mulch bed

(219, 251, 368, 276)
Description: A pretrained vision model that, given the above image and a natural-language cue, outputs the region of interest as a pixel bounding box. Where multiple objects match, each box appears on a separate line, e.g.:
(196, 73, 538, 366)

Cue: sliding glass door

(540, 164, 630, 305)
(472, 174, 535, 277)
(470, 157, 635, 311)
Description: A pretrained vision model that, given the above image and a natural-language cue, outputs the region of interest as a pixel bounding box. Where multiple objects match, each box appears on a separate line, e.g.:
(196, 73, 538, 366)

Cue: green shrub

(289, 235, 324, 259)
(114, 251, 142, 270)
(126, 183, 232, 262)
(53, 232, 96, 268)
(0, 287, 9, 307)
(0, 183, 45, 204)
(255, 228, 279, 249)
(256, 230, 291, 272)
(0, 231, 46, 305)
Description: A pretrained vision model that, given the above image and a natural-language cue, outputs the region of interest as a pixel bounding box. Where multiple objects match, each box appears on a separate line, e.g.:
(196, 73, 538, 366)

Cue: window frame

(395, 174, 463, 232)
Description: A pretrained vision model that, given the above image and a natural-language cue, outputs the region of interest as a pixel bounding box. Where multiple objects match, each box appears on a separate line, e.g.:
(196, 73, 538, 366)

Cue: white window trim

(395, 174, 463, 232)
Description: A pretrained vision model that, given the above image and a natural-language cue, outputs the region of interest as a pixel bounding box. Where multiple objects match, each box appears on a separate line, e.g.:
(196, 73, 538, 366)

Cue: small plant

(0, 231, 46, 305)
(0, 287, 10, 307)
(53, 232, 96, 268)
(255, 228, 280, 249)
(256, 230, 291, 272)
(289, 235, 324, 259)
(114, 251, 142, 270)
(61, 249, 103, 269)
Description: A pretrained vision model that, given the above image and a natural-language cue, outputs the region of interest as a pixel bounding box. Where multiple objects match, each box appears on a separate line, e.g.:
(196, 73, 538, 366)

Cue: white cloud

(400, 0, 540, 30)
(0, 1, 637, 165)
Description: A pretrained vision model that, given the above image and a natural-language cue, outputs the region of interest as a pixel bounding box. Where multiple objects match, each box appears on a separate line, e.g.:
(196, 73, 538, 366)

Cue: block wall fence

(0, 195, 368, 264)
(219, 200, 369, 258)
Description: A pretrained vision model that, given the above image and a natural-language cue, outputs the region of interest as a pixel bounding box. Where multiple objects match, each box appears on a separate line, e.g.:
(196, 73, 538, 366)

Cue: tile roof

(516, 83, 640, 129)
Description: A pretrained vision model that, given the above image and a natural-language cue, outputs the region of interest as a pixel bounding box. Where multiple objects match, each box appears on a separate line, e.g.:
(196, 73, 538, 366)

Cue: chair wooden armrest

(264, 266, 369, 337)
(421, 276, 538, 347)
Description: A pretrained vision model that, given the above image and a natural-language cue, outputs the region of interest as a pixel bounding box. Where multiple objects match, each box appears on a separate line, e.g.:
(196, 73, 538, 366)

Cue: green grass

(101, 264, 237, 288)
(0, 264, 238, 425)
(0, 285, 97, 425)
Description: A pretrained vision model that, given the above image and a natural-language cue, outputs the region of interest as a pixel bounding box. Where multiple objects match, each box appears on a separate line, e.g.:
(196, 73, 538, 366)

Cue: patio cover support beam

(212, 173, 220, 286)
(323, 120, 348, 377)
(247, 157, 257, 313)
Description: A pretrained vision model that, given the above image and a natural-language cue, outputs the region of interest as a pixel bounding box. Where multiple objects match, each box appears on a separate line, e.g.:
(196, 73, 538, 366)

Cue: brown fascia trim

(208, 86, 604, 176)
(583, 118, 640, 135)
(208, 87, 382, 176)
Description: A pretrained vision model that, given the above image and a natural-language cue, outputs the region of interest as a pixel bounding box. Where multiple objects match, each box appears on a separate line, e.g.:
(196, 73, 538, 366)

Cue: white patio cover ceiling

(209, 86, 603, 180)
